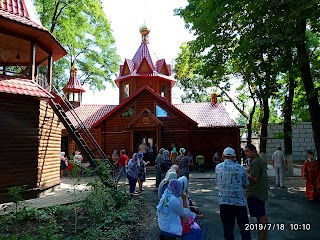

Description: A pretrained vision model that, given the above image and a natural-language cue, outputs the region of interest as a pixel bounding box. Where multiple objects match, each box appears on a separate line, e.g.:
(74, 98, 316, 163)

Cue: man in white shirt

(216, 147, 251, 240)
(272, 146, 288, 188)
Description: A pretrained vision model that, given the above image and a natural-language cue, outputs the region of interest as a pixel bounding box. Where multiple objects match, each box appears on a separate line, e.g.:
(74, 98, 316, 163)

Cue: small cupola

(211, 93, 218, 105)
(63, 65, 85, 108)
(139, 23, 150, 43)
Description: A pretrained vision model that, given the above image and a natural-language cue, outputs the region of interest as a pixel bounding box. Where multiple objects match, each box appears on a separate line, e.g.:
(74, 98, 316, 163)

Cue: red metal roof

(65, 104, 117, 129)
(132, 43, 155, 70)
(115, 42, 174, 86)
(63, 96, 239, 129)
(0, 0, 29, 17)
(63, 75, 85, 93)
(0, 0, 43, 27)
(92, 85, 198, 128)
(174, 102, 238, 128)
(0, 75, 53, 98)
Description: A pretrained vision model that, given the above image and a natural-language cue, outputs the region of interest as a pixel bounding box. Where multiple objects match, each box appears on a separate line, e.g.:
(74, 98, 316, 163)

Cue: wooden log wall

(0, 94, 39, 203)
(37, 100, 61, 190)
(190, 127, 241, 167)
(119, 77, 172, 103)
(102, 89, 193, 158)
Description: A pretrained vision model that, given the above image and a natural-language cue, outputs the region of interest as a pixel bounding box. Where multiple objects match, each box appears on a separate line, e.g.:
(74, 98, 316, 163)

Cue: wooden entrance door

(132, 129, 158, 164)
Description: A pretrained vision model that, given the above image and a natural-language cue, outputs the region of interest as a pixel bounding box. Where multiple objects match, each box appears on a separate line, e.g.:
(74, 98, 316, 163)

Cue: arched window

(124, 84, 129, 98)
(161, 85, 165, 97)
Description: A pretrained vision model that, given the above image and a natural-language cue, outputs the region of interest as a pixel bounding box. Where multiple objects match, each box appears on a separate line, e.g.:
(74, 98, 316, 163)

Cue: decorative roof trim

(126, 107, 164, 128)
(91, 85, 197, 128)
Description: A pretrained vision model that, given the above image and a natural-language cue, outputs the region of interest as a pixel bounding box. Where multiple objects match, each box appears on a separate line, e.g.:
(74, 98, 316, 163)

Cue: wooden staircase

(49, 89, 116, 189)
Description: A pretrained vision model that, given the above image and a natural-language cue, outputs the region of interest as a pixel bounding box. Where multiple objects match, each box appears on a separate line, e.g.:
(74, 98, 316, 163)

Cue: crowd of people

(61, 142, 320, 240)
(60, 150, 88, 177)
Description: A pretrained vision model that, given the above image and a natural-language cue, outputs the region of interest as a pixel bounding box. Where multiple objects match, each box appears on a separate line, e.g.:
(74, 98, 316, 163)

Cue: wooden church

(62, 25, 241, 165)
(0, 0, 67, 203)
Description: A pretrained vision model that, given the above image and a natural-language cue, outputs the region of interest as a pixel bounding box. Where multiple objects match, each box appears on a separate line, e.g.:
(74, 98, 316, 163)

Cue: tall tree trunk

(247, 81, 256, 144)
(297, 18, 320, 156)
(260, 97, 269, 157)
(283, 75, 296, 176)
(259, 96, 269, 170)
(247, 100, 256, 144)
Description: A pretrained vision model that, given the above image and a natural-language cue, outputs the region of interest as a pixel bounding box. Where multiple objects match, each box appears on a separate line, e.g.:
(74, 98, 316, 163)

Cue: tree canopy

(34, 0, 120, 90)
(175, 0, 320, 154)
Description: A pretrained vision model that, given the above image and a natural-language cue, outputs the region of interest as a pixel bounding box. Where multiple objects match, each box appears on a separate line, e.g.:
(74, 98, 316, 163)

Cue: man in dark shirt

(245, 144, 268, 240)
(115, 149, 129, 183)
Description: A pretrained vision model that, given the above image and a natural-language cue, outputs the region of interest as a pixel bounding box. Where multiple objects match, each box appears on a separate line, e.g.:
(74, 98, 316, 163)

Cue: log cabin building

(0, 0, 67, 203)
(63, 25, 241, 166)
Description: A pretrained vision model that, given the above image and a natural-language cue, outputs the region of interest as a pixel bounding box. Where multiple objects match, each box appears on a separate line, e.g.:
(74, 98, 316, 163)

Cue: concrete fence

(241, 122, 316, 161)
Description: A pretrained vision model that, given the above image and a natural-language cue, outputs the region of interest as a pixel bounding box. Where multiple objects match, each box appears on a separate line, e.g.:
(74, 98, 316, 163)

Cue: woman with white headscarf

(177, 176, 211, 240)
(157, 179, 203, 239)
(158, 170, 177, 199)
(176, 148, 190, 179)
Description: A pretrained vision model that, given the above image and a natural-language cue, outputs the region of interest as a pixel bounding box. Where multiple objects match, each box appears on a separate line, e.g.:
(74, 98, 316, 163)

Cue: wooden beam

(30, 42, 36, 81)
(0, 28, 52, 55)
(47, 55, 52, 91)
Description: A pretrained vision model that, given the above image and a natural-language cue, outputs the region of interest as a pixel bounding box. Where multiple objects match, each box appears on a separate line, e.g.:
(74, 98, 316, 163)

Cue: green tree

(176, 0, 320, 156)
(173, 43, 260, 144)
(34, 0, 120, 90)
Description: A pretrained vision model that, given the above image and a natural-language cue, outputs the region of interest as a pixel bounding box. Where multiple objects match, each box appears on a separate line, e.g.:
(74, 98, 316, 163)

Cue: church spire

(63, 65, 85, 108)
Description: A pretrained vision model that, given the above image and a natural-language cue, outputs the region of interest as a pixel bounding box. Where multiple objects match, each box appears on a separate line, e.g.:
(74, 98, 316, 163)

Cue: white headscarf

(158, 171, 178, 199)
(178, 176, 188, 194)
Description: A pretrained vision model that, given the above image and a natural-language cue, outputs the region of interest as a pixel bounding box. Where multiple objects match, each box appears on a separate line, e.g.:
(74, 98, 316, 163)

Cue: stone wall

(266, 122, 316, 161)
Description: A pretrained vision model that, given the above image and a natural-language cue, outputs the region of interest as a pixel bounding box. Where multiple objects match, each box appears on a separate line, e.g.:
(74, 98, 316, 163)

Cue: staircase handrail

(50, 85, 115, 170)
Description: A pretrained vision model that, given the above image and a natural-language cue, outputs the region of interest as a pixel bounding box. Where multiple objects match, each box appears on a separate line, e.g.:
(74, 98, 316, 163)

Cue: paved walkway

(0, 176, 95, 215)
(136, 165, 320, 240)
(1, 164, 319, 240)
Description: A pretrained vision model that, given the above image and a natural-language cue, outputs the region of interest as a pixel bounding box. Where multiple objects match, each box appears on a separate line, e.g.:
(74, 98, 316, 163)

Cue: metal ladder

(48, 88, 116, 188)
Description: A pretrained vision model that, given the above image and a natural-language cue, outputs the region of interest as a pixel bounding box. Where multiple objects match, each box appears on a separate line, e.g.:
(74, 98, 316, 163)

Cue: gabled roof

(92, 85, 198, 128)
(156, 59, 170, 76)
(64, 104, 117, 129)
(126, 108, 164, 128)
(0, 75, 53, 98)
(174, 102, 238, 128)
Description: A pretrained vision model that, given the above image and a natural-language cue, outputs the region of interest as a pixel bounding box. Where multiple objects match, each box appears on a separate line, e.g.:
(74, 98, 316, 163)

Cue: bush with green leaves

(0, 178, 144, 240)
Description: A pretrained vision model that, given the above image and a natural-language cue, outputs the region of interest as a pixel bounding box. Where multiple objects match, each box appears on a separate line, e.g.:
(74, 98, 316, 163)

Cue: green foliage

(121, 106, 135, 117)
(7, 185, 26, 203)
(173, 43, 213, 103)
(34, 0, 120, 91)
(0, 180, 143, 239)
(175, 0, 320, 150)
(274, 132, 285, 139)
